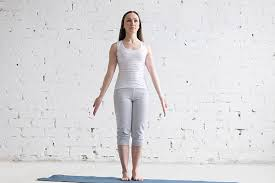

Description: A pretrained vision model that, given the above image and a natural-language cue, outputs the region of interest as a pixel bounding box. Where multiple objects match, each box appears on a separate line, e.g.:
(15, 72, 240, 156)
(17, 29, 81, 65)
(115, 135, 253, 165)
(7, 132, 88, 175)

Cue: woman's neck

(124, 34, 139, 43)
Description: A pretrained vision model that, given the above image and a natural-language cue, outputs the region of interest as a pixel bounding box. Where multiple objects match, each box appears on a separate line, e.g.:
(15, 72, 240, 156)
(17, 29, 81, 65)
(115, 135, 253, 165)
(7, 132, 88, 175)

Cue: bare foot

(121, 172, 130, 181)
(131, 171, 143, 181)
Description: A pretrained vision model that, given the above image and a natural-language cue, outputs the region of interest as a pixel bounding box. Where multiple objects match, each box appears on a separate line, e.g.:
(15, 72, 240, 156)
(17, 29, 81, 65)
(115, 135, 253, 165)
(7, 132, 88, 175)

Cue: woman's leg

(118, 145, 130, 181)
(114, 88, 132, 181)
(131, 88, 149, 181)
(131, 145, 143, 181)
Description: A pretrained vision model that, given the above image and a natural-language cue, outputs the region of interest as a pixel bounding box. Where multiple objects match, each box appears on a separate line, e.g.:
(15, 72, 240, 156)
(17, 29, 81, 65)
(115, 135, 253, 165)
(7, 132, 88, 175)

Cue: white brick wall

(0, 0, 275, 163)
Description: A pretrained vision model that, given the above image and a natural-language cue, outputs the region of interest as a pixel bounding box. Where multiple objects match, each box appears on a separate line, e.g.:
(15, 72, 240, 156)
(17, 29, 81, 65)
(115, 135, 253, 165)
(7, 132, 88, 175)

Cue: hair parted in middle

(118, 10, 144, 41)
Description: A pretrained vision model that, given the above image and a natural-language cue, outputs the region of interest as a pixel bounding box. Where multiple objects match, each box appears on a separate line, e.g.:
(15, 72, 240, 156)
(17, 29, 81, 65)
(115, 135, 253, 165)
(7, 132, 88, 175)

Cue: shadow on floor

(37, 174, 238, 183)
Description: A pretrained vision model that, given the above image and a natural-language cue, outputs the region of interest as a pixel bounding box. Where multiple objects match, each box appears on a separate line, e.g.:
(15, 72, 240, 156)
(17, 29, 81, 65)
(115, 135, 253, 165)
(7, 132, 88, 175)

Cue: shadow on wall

(37, 174, 238, 183)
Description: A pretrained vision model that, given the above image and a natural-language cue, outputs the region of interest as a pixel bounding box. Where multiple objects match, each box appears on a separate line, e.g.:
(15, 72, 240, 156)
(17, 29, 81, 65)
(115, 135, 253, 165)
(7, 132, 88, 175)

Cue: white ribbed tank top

(115, 40, 148, 89)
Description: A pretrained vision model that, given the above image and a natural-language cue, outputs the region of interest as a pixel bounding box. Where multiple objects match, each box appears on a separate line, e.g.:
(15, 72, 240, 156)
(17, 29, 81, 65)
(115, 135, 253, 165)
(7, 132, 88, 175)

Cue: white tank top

(115, 40, 148, 89)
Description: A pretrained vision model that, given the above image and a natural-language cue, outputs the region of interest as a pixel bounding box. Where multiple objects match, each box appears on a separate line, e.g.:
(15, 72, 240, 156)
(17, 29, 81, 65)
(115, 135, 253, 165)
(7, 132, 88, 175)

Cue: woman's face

(123, 12, 140, 34)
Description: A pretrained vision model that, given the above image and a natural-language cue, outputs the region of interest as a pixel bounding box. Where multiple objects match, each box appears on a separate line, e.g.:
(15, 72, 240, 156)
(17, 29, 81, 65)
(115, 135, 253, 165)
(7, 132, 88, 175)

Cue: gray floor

(0, 161, 274, 183)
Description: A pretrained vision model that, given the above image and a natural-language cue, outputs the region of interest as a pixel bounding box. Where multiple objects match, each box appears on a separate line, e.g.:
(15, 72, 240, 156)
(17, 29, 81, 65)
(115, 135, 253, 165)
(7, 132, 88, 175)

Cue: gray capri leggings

(113, 88, 149, 146)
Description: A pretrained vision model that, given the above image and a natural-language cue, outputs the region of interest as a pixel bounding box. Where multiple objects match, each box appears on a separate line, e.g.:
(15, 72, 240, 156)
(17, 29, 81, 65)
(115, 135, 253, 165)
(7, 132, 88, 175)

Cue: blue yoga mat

(37, 174, 238, 183)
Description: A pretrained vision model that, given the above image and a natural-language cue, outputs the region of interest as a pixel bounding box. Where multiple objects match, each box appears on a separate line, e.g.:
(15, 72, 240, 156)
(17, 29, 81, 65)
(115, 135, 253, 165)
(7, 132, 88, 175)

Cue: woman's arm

(145, 45, 168, 116)
(98, 43, 118, 98)
(93, 43, 117, 116)
(145, 45, 163, 98)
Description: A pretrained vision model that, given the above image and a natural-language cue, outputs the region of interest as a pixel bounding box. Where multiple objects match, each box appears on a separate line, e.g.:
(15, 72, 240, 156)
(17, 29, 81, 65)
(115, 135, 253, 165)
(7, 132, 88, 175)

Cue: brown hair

(118, 10, 144, 41)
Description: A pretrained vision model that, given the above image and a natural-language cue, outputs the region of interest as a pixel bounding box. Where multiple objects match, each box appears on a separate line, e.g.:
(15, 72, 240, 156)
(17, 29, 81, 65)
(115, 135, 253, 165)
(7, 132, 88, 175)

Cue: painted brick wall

(0, 0, 275, 163)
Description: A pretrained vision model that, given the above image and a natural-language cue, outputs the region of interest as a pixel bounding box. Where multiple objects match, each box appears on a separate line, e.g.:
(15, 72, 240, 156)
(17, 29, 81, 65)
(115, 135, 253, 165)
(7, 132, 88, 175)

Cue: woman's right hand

(159, 95, 168, 117)
(93, 96, 103, 116)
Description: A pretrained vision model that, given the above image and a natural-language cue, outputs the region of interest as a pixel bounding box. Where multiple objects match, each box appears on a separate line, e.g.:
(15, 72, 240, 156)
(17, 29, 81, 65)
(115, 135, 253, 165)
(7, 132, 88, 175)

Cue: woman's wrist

(98, 94, 104, 99)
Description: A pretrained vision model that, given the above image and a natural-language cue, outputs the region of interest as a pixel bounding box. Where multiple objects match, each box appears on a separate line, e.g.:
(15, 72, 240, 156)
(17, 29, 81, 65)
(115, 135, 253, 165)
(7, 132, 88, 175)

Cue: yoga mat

(37, 174, 238, 183)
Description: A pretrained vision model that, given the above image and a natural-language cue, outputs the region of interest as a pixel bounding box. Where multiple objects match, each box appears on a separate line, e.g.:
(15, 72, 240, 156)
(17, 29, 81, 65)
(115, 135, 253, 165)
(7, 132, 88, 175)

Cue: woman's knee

(117, 128, 131, 145)
(131, 132, 144, 146)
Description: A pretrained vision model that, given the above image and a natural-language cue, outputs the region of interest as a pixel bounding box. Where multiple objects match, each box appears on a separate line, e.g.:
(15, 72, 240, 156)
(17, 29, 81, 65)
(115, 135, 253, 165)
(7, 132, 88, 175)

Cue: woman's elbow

(105, 70, 115, 79)
(147, 65, 155, 74)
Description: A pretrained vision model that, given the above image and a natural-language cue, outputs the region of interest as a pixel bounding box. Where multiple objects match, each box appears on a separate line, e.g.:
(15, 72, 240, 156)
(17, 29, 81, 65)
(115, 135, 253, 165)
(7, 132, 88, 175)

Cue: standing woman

(92, 10, 167, 181)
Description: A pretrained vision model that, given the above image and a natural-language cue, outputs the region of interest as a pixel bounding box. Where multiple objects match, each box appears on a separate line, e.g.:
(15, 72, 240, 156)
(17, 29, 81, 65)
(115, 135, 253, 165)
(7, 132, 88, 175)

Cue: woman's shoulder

(111, 40, 123, 49)
(111, 41, 118, 47)
(141, 41, 152, 54)
(110, 41, 121, 51)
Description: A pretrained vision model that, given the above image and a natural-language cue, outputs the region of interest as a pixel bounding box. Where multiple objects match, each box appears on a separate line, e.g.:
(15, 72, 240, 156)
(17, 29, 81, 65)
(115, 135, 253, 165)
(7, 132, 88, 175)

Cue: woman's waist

(117, 71, 145, 78)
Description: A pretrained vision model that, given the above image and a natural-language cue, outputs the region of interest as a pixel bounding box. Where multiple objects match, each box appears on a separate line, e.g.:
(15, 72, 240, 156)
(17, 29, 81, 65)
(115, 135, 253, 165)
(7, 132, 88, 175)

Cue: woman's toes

(131, 176, 143, 181)
(121, 177, 130, 181)
(121, 173, 130, 181)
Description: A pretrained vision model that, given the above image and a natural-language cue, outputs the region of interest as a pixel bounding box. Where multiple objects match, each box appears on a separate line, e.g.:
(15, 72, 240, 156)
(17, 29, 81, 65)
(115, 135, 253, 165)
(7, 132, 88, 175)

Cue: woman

(92, 10, 168, 181)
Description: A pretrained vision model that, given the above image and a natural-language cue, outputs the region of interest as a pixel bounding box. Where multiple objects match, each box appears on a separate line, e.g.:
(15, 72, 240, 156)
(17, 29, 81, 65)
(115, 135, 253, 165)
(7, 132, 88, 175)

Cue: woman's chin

(128, 29, 137, 33)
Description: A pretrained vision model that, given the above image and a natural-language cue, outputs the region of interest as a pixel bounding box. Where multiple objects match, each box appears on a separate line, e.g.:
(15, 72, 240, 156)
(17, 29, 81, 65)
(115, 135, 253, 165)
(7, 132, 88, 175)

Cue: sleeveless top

(114, 40, 148, 89)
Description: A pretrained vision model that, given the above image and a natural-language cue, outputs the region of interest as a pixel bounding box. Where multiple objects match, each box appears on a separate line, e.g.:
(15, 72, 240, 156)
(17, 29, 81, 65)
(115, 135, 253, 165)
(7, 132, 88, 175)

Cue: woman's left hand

(159, 95, 168, 117)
